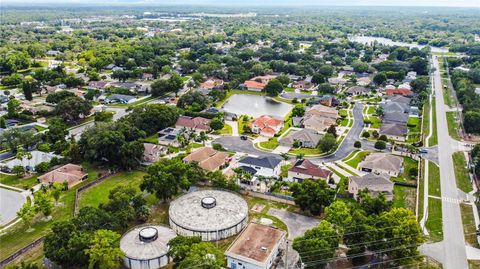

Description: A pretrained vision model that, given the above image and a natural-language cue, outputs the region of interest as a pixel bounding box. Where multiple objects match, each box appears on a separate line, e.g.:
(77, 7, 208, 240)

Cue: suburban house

(175, 116, 211, 132)
(237, 156, 282, 178)
(387, 95, 411, 105)
(1, 151, 59, 172)
(250, 115, 284, 137)
(328, 77, 347, 86)
(356, 77, 372, 86)
(45, 50, 60, 57)
(386, 88, 414, 97)
(143, 143, 167, 163)
(88, 80, 109, 89)
(379, 123, 408, 141)
(243, 80, 266, 92)
(382, 101, 410, 114)
(292, 80, 315, 91)
(38, 163, 88, 188)
(157, 127, 181, 147)
(252, 75, 277, 84)
(142, 73, 154, 80)
(383, 111, 409, 124)
(103, 94, 136, 104)
(348, 173, 394, 200)
(346, 86, 370, 96)
(301, 104, 339, 133)
(225, 222, 286, 269)
(279, 129, 321, 148)
(358, 153, 403, 177)
(200, 77, 224, 90)
(287, 159, 333, 183)
(183, 147, 229, 172)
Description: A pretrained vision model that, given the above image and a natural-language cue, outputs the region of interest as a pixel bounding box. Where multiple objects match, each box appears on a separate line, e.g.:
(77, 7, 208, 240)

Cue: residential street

(432, 55, 468, 269)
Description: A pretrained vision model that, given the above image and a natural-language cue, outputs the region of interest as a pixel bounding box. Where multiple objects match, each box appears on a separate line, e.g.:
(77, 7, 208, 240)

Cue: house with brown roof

(379, 123, 408, 141)
(250, 115, 284, 137)
(301, 104, 339, 133)
(292, 80, 314, 91)
(175, 116, 211, 132)
(386, 88, 414, 97)
(38, 163, 87, 188)
(287, 159, 332, 183)
(88, 80, 109, 89)
(143, 143, 167, 163)
(225, 222, 286, 269)
(358, 153, 403, 177)
(200, 77, 224, 90)
(183, 147, 229, 171)
(348, 173, 394, 200)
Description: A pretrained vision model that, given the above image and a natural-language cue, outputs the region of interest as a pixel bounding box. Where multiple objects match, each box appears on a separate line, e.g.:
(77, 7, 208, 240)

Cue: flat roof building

(225, 222, 286, 269)
(169, 190, 248, 241)
(120, 224, 177, 269)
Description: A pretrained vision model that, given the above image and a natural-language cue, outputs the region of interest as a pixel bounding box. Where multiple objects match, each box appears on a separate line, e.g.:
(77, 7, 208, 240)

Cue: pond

(222, 94, 293, 118)
(349, 35, 448, 53)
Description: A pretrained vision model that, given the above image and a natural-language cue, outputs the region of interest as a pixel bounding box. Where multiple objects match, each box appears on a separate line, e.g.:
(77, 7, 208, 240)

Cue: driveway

(0, 188, 27, 225)
(268, 208, 319, 239)
(213, 136, 274, 157)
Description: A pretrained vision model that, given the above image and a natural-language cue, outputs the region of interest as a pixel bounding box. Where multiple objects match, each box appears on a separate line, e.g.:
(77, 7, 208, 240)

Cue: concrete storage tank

(168, 189, 248, 241)
(120, 225, 177, 269)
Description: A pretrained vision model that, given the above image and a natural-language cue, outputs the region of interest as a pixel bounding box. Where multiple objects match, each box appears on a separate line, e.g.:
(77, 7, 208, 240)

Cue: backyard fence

(72, 172, 114, 216)
(240, 190, 296, 205)
(0, 237, 44, 268)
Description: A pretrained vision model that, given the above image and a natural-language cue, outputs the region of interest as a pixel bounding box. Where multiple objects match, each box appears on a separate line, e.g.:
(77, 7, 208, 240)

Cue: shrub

(35, 162, 50, 173)
(374, 140, 387, 150)
(362, 131, 370, 138)
(379, 134, 388, 141)
(354, 141, 361, 148)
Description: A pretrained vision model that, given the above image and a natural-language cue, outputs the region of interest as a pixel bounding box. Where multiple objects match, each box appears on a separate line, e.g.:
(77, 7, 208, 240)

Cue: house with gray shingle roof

(379, 123, 408, 141)
(279, 129, 321, 148)
(358, 153, 403, 177)
(348, 173, 394, 200)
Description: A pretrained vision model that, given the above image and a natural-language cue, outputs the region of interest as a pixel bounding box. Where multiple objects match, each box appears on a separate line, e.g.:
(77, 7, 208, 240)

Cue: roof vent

(139, 227, 158, 243)
(201, 197, 216, 209)
(261, 247, 268, 252)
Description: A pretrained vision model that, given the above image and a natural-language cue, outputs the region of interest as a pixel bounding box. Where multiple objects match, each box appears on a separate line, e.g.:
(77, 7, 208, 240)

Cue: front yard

(452, 152, 473, 193)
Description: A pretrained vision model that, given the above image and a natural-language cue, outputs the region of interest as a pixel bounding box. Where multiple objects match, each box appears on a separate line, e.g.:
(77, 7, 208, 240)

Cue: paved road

(0, 188, 26, 226)
(213, 136, 274, 157)
(311, 102, 365, 163)
(268, 208, 320, 240)
(432, 55, 468, 269)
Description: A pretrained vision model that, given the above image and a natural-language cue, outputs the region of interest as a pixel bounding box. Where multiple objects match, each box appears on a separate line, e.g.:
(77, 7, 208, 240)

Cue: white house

(1, 151, 59, 172)
(225, 222, 286, 269)
(237, 156, 282, 178)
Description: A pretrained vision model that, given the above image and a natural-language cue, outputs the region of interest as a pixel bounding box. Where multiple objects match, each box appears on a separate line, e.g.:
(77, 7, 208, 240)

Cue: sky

(3, 0, 480, 6)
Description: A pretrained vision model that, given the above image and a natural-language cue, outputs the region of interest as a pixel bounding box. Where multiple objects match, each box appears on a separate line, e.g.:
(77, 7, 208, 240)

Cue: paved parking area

(268, 207, 319, 239)
(0, 188, 26, 225)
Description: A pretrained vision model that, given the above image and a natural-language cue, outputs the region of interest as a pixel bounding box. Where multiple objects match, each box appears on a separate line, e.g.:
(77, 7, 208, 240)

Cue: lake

(222, 94, 293, 118)
(349, 35, 449, 53)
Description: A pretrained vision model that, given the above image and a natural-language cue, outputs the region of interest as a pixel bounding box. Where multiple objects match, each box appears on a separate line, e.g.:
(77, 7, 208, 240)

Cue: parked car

(240, 135, 248, 140)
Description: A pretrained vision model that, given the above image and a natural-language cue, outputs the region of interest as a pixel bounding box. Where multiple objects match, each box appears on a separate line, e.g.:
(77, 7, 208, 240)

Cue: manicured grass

(0, 174, 39, 189)
(217, 123, 232, 135)
(422, 100, 430, 146)
(339, 109, 348, 118)
(109, 95, 156, 108)
(365, 116, 381, 128)
(366, 106, 376, 115)
(342, 150, 360, 162)
(259, 138, 279, 150)
(280, 164, 292, 178)
(417, 160, 425, 221)
(393, 185, 416, 213)
(429, 99, 438, 146)
(426, 197, 443, 242)
(428, 162, 441, 197)
(345, 151, 370, 169)
(446, 112, 461, 140)
(244, 196, 290, 232)
(78, 171, 147, 209)
(0, 163, 103, 260)
(334, 163, 359, 176)
(237, 115, 253, 135)
(289, 147, 323, 156)
(141, 133, 159, 144)
(453, 152, 473, 193)
(469, 260, 480, 269)
(392, 157, 418, 183)
(443, 82, 453, 107)
(460, 203, 479, 248)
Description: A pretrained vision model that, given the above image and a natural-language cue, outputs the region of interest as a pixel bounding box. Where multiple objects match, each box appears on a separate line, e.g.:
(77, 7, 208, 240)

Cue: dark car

(240, 135, 248, 140)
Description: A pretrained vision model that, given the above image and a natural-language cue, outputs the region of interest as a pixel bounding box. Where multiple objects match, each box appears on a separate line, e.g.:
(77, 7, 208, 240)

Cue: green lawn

(237, 115, 253, 135)
(428, 162, 441, 197)
(426, 198, 443, 242)
(339, 109, 348, 118)
(453, 152, 473, 193)
(0, 174, 39, 190)
(392, 157, 418, 183)
(334, 163, 359, 176)
(141, 133, 159, 144)
(461, 203, 479, 248)
(244, 196, 290, 232)
(289, 147, 323, 156)
(345, 151, 370, 169)
(422, 100, 430, 146)
(0, 166, 100, 260)
(417, 160, 425, 221)
(259, 138, 279, 150)
(365, 116, 381, 128)
(393, 185, 416, 213)
(78, 171, 147, 209)
(280, 164, 292, 178)
(217, 123, 233, 135)
(446, 112, 461, 140)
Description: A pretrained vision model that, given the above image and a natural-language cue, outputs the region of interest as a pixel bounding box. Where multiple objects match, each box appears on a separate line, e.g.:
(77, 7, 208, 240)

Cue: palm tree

(198, 131, 209, 146)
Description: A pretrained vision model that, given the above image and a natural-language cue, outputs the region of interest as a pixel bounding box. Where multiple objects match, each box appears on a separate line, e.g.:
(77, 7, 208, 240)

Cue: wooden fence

(0, 237, 44, 268)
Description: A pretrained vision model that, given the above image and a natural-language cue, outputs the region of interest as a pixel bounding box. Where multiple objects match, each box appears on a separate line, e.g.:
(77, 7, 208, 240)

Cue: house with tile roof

(287, 159, 332, 183)
(379, 123, 408, 141)
(358, 153, 403, 177)
(250, 115, 284, 137)
(243, 80, 266, 92)
(38, 163, 87, 188)
(386, 88, 414, 97)
(183, 147, 229, 171)
(175, 116, 211, 132)
(348, 173, 394, 200)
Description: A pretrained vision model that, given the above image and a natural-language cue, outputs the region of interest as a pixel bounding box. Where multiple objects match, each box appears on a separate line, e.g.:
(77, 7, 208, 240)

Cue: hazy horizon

(2, 0, 479, 7)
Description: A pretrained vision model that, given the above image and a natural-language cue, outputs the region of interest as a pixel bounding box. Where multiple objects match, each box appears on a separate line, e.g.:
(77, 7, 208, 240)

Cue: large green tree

(293, 221, 340, 265)
(264, 79, 284, 97)
(290, 179, 335, 215)
(85, 229, 123, 269)
(55, 96, 93, 124)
